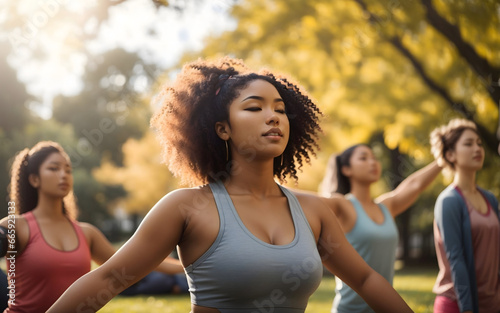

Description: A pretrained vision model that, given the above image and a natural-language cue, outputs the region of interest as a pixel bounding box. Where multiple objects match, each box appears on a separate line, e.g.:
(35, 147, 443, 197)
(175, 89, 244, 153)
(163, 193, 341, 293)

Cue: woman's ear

(215, 121, 231, 141)
(28, 174, 40, 189)
(445, 150, 456, 164)
(341, 165, 351, 177)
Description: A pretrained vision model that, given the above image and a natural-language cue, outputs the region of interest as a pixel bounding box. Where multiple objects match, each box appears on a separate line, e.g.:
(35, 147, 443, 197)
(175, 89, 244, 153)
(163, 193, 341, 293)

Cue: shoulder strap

(345, 194, 364, 216)
(279, 185, 315, 239)
(70, 220, 90, 250)
(185, 181, 226, 269)
(22, 211, 38, 239)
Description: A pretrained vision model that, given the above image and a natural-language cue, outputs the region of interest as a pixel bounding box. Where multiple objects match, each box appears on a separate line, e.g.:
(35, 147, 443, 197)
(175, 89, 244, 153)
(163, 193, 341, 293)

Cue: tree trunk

(352, 0, 498, 154)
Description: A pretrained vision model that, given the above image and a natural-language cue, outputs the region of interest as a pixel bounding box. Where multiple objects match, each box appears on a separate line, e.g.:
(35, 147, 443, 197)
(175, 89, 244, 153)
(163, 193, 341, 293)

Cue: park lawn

(101, 266, 437, 313)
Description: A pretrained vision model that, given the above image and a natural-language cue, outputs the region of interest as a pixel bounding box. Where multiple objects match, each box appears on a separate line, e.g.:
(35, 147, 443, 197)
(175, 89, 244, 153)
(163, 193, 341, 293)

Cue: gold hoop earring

(280, 154, 283, 167)
(225, 140, 229, 161)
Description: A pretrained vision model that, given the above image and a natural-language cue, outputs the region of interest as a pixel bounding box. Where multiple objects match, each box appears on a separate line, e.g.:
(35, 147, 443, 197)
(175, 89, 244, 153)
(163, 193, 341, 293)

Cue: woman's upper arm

(314, 199, 372, 290)
(321, 194, 354, 225)
(321, 194, 343, 216)
(378, 161, 441, 217)
(435, 194, 475, 311)
(47, 190, 191, 312)
(0, 215, 28, 255)
(0, 217, 8, 228)
(80, 223, 116, 266)
(92, 189, 187, 285)
(435, 196, 464, 258)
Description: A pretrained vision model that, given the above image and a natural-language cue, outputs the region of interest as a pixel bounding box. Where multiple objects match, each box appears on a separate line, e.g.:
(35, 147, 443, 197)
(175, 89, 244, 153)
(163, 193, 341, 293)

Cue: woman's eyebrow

(241, 95, 284, 103)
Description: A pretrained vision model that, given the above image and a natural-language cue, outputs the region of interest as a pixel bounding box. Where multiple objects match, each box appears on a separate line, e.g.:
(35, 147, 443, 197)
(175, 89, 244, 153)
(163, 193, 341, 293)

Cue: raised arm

(376, 160, 442, 217)
(315, 199, 413, 313)
(47, 190, 188, 313)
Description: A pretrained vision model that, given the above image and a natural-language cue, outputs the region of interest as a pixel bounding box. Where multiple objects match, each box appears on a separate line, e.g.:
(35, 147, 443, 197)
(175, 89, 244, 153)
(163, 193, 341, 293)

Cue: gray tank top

(185, 180, 323, 313)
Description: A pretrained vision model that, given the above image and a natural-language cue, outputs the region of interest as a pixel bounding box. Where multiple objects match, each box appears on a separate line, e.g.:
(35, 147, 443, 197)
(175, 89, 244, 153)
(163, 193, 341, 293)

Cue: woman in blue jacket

(431, 118, 500, 313)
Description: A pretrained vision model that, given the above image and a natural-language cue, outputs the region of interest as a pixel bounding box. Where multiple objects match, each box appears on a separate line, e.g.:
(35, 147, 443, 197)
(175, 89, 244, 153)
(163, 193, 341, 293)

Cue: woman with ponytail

(319, 144, 442, 313)
(0, 141, 183, 312)
(430, 119, 499, 313)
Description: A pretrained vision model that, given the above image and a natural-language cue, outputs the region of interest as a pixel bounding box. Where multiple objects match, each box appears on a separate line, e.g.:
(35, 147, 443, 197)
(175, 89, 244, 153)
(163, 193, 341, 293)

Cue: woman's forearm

(47, 266, 138, 313)
(357, 271, 413, 313)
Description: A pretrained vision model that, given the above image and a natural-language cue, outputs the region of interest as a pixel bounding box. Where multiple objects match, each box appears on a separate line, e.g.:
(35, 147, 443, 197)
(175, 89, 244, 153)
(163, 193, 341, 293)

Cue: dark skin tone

(48, 80, 413, 313)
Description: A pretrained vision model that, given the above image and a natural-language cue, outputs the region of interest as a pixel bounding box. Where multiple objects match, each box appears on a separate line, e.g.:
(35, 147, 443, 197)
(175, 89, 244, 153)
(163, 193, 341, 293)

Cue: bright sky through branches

(3, 0, 235, 119)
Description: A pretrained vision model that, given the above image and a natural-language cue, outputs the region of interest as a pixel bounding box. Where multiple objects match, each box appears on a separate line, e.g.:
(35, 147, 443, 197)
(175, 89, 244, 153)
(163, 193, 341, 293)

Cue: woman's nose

(266, 112, 280, 126)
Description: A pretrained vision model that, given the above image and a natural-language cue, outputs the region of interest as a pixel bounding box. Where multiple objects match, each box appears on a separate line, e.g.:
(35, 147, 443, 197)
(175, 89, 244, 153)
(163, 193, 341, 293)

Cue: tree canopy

(188, 0, 499, 194)
(1, 0, 498, 250)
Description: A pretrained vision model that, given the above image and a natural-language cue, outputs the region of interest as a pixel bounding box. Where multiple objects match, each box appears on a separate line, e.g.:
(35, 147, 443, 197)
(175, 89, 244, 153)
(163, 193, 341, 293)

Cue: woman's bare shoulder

(0, 214, 27, 229)
(291, 191, 332, 216)
(149, 185, 215, 216)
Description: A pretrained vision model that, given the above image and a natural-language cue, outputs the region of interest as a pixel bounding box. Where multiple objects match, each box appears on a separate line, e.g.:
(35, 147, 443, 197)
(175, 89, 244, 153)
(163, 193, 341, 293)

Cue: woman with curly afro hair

(49, 57, 412, 313)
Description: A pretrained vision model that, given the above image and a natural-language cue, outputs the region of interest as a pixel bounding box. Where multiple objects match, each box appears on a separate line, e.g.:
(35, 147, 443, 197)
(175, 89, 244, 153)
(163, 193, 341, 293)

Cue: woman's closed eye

(245, 107, 261, 112)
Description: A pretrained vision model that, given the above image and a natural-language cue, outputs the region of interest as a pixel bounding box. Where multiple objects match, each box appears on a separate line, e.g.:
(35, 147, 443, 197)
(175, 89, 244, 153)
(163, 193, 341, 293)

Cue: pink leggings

(434, 296, 460, 313)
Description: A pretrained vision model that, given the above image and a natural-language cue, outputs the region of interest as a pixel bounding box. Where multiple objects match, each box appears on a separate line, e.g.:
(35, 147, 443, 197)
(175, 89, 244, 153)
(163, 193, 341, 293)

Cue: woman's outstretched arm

(311, 196, 413, 313)
(81, 222, 184, 274)
(47, 189, 189, 313)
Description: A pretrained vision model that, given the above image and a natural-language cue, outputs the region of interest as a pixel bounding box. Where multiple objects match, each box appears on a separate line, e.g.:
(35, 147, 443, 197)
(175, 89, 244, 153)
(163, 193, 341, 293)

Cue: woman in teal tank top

(320, 144, 443, 313)
(48, 57, 413, 313)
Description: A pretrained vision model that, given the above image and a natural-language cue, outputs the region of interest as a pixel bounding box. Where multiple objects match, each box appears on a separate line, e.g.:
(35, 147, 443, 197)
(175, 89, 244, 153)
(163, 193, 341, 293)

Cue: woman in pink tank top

(430, 119, 500, 313)
(0, 141, 183, 313)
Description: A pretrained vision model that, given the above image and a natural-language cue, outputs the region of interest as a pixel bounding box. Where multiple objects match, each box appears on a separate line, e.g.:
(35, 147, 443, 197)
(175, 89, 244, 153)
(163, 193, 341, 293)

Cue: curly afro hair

(151, 57, 322, 186)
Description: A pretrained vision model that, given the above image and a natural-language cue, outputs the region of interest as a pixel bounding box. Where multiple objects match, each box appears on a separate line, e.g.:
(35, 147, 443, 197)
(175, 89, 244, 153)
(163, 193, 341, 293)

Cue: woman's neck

(350, 182, 372, 204)
(453, 169, 477, 193)
(227, 157, 281, 198)
(33, 193, 65, 219)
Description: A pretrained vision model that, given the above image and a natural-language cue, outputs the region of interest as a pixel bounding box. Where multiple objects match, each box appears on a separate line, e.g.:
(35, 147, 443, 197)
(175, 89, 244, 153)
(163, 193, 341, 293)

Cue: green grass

(101, 266, 437, 313)
(392, 266, 437, 313)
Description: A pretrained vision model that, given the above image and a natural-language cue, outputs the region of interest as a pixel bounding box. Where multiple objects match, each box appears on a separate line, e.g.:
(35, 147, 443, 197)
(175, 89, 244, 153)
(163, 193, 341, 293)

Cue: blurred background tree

(0, 0, 218, 234)
(0, 0, 498, 262)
